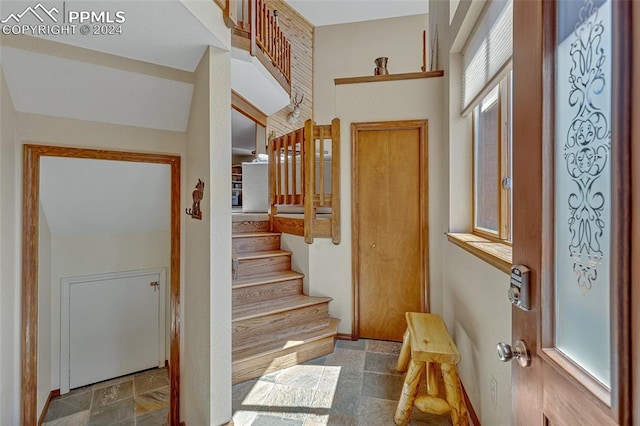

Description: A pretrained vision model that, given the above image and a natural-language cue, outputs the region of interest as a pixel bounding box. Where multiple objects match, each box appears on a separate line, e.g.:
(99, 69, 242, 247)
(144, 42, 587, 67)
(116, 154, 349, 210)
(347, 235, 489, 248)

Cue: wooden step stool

(394, 312, 469, 426)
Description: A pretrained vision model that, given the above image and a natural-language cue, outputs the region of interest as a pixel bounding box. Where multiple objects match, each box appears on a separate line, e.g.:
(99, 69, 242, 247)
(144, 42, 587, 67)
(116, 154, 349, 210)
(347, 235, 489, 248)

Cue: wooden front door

(511, 0, 635, 424)
(352, 120, 428, 342)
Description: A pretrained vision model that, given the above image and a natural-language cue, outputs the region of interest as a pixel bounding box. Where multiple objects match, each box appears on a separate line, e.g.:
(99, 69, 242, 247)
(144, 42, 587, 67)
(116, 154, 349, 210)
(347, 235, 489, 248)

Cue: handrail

(268, 119, 341, 244)
(225, 0, 291, 86)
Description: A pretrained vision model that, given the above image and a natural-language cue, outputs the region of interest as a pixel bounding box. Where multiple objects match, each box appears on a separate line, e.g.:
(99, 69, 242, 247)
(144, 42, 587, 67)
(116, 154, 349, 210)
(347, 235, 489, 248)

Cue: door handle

(497, 340, 530, 367)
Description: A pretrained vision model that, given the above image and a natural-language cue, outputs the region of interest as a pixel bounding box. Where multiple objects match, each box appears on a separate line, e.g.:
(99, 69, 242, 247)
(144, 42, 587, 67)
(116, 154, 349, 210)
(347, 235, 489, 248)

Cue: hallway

(232, 339, 453, 425)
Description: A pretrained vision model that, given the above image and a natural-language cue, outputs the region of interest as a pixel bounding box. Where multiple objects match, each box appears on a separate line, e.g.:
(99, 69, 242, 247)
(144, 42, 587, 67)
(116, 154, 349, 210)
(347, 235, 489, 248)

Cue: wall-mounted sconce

(185, 178, 204, 220)
(287, 92, 304, 125)
(273, 10, 279, 24)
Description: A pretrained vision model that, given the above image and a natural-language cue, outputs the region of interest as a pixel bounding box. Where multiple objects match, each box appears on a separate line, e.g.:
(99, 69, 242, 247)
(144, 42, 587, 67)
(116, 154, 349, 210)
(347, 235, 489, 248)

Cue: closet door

(352, 120, 428, 341)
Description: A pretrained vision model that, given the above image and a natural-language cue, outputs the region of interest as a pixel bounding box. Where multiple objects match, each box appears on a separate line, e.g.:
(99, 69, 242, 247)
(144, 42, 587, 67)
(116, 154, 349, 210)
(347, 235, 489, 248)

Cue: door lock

(497, 340, 530, 367)
(509, 265, 530, 311)
(150, 281, 159, 292)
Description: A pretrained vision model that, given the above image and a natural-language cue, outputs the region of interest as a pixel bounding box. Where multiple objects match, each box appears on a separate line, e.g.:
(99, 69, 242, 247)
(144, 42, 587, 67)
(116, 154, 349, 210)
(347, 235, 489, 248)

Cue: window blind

(461, 0, 513, 113)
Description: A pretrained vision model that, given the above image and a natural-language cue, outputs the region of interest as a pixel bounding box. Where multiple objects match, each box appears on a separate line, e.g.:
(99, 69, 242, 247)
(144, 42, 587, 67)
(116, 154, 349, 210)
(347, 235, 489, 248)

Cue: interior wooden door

(511, 0, 633, 424)
(352, 120, 428, 342)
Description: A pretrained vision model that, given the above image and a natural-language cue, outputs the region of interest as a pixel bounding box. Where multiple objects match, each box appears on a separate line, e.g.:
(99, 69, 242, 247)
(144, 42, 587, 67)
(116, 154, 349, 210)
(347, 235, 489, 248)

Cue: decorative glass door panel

(553, 0, 612, 388)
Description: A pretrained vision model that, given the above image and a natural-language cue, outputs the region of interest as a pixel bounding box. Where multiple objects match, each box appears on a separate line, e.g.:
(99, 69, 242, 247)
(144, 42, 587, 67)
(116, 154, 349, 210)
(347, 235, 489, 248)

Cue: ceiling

(1, 0, 227, 71)
(1, 46, 194, 131)
(284, 0, 428, 27)
(40, 157, 171, 235)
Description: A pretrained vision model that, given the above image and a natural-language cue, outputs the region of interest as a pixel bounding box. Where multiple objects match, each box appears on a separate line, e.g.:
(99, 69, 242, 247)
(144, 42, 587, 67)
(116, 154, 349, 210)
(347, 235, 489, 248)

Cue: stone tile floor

(43, 367, 169, 426)
(232, 339, 453, 425)
(44, 339, 455, 425)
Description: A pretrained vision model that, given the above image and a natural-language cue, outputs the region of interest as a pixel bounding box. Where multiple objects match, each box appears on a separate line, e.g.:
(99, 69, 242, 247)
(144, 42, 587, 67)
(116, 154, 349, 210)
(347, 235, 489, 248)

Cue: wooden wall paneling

(265, 0, 313, 137)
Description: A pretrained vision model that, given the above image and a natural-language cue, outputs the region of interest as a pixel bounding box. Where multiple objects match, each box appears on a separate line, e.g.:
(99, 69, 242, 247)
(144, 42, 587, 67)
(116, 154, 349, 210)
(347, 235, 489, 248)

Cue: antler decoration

(287, 92, 304, 125)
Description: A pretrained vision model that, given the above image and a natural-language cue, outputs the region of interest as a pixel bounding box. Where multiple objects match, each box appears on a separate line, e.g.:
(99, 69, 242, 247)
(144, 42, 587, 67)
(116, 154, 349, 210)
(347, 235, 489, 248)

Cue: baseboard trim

(460, 381, 481, 426)
(336, 333, 356, 341)
(38, 389, 60, 426)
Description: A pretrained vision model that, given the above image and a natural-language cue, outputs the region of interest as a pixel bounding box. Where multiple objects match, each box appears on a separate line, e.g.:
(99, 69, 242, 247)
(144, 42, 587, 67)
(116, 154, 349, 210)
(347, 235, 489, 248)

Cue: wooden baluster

(284, 133, 290, 204)
(304, 120, 315, 243)
(275, 137, 281, 204)
(260, 2, 265, 47)
(331, 118, 341, 244)
(299, 129, 305, 205)
(269, 12, 274, 58)
(279, 31, 283, 72)
(286, 42, 290, 81)
(268, 135, 275, 213)
(292, 131, 298, 204)
(319, 127, 325, 206)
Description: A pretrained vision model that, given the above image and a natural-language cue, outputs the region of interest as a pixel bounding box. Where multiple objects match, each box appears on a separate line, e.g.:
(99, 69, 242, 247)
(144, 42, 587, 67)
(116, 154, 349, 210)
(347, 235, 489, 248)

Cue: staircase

(232, 214, 339, 384)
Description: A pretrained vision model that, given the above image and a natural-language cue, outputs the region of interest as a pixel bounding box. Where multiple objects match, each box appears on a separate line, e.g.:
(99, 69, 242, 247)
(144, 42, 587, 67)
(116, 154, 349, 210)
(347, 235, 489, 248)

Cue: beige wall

(429, 1, 512, 424)
(280, 234, 310, 293)
(48, 231, 171, 390)
(182, 46, 233, 426)
(37, 204, 52, 416)
(308, 78, 444, 336)
(314, 14, 428, 124)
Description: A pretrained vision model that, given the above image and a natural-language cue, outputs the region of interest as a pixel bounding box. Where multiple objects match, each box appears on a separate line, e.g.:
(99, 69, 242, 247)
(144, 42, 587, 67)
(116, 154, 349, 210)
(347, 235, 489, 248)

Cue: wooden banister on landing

(268, 119, 341, 245)
(226, 0, 291, 90)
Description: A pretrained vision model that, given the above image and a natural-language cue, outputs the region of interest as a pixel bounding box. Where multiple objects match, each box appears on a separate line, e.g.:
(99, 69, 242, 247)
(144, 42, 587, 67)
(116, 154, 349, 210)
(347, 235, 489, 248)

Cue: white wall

(0, 67, 20, 426)
(308, 78, 444, 336)
(314, 14, 428, 123)
(428, 1, 512, 424)
(48, 231, 171, 389)
(0, 85, 188, 424)
(182, 46, 232, 426)
(37, 204, 52, 416)
(2, 14, 231, 424)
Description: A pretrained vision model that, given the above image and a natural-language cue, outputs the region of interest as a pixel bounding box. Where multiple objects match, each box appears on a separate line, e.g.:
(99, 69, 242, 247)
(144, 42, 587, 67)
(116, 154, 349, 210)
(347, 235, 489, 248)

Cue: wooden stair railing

(268, 119, 341, 245)
(222, 0, 291, 90)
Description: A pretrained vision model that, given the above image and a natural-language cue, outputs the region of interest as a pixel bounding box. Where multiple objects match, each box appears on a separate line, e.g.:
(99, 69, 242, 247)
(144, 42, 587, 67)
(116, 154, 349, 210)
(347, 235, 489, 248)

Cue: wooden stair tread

(233, 270, 304, 287)
(237, 249, 291, 260)
(233, 295, 332, 321)
(233, 318, 339, 361)
(233, 231, 282, 238)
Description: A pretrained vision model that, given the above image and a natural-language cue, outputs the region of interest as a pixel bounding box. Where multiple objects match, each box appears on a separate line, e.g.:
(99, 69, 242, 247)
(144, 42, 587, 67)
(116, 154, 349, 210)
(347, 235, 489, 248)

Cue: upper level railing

(221, 0, 291, 91)
(268, 119, 341, 244)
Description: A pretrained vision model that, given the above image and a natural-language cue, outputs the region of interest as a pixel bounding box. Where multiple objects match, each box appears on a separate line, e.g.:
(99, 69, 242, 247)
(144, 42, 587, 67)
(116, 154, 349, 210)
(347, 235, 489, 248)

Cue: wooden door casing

(351, 120, 429, 342)
(512, 0, 633, 424)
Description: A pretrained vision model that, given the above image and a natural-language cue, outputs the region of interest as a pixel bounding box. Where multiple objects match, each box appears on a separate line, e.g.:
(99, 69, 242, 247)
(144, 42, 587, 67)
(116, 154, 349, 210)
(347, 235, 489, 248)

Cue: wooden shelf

(334, 70, 444, 86)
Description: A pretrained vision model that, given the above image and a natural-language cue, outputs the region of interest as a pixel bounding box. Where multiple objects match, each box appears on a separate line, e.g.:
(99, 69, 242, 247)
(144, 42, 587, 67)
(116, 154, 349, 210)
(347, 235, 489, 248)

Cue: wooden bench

(394, 312, 469, 426)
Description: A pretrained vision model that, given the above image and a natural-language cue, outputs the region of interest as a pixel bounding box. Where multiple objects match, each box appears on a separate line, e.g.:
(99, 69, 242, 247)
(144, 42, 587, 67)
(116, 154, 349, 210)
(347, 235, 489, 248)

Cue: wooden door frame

(21, 145, 182, 425)
(350, 120, 429, 340)
(513, 0, 634, 423)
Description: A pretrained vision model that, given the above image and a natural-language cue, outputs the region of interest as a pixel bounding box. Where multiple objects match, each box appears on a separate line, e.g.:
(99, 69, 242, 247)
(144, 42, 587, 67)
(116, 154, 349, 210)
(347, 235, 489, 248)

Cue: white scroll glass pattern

(554, 0, 612, 387)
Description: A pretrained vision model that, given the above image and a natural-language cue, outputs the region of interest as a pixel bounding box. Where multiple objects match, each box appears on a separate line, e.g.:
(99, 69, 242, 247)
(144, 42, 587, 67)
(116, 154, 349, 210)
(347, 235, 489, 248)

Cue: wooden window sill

(446, 233, 512, 274)
(334, 70, 444, 85)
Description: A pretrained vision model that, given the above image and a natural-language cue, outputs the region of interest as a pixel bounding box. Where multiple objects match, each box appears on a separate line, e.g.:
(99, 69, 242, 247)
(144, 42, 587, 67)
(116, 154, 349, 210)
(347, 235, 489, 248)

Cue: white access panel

(61, 268, 166, 393)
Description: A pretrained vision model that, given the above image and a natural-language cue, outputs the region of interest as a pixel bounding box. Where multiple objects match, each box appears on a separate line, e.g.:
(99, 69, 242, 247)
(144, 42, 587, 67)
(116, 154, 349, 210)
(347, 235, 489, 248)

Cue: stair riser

(237, 255, 291, 278)
(233, 303, 330, 347)
(232, 220, 270, 233)
(233, 235, 281, 253)
(232, 335, 336, 384)
(233, 278, 303, 307)
(234, 316, 331, 354)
